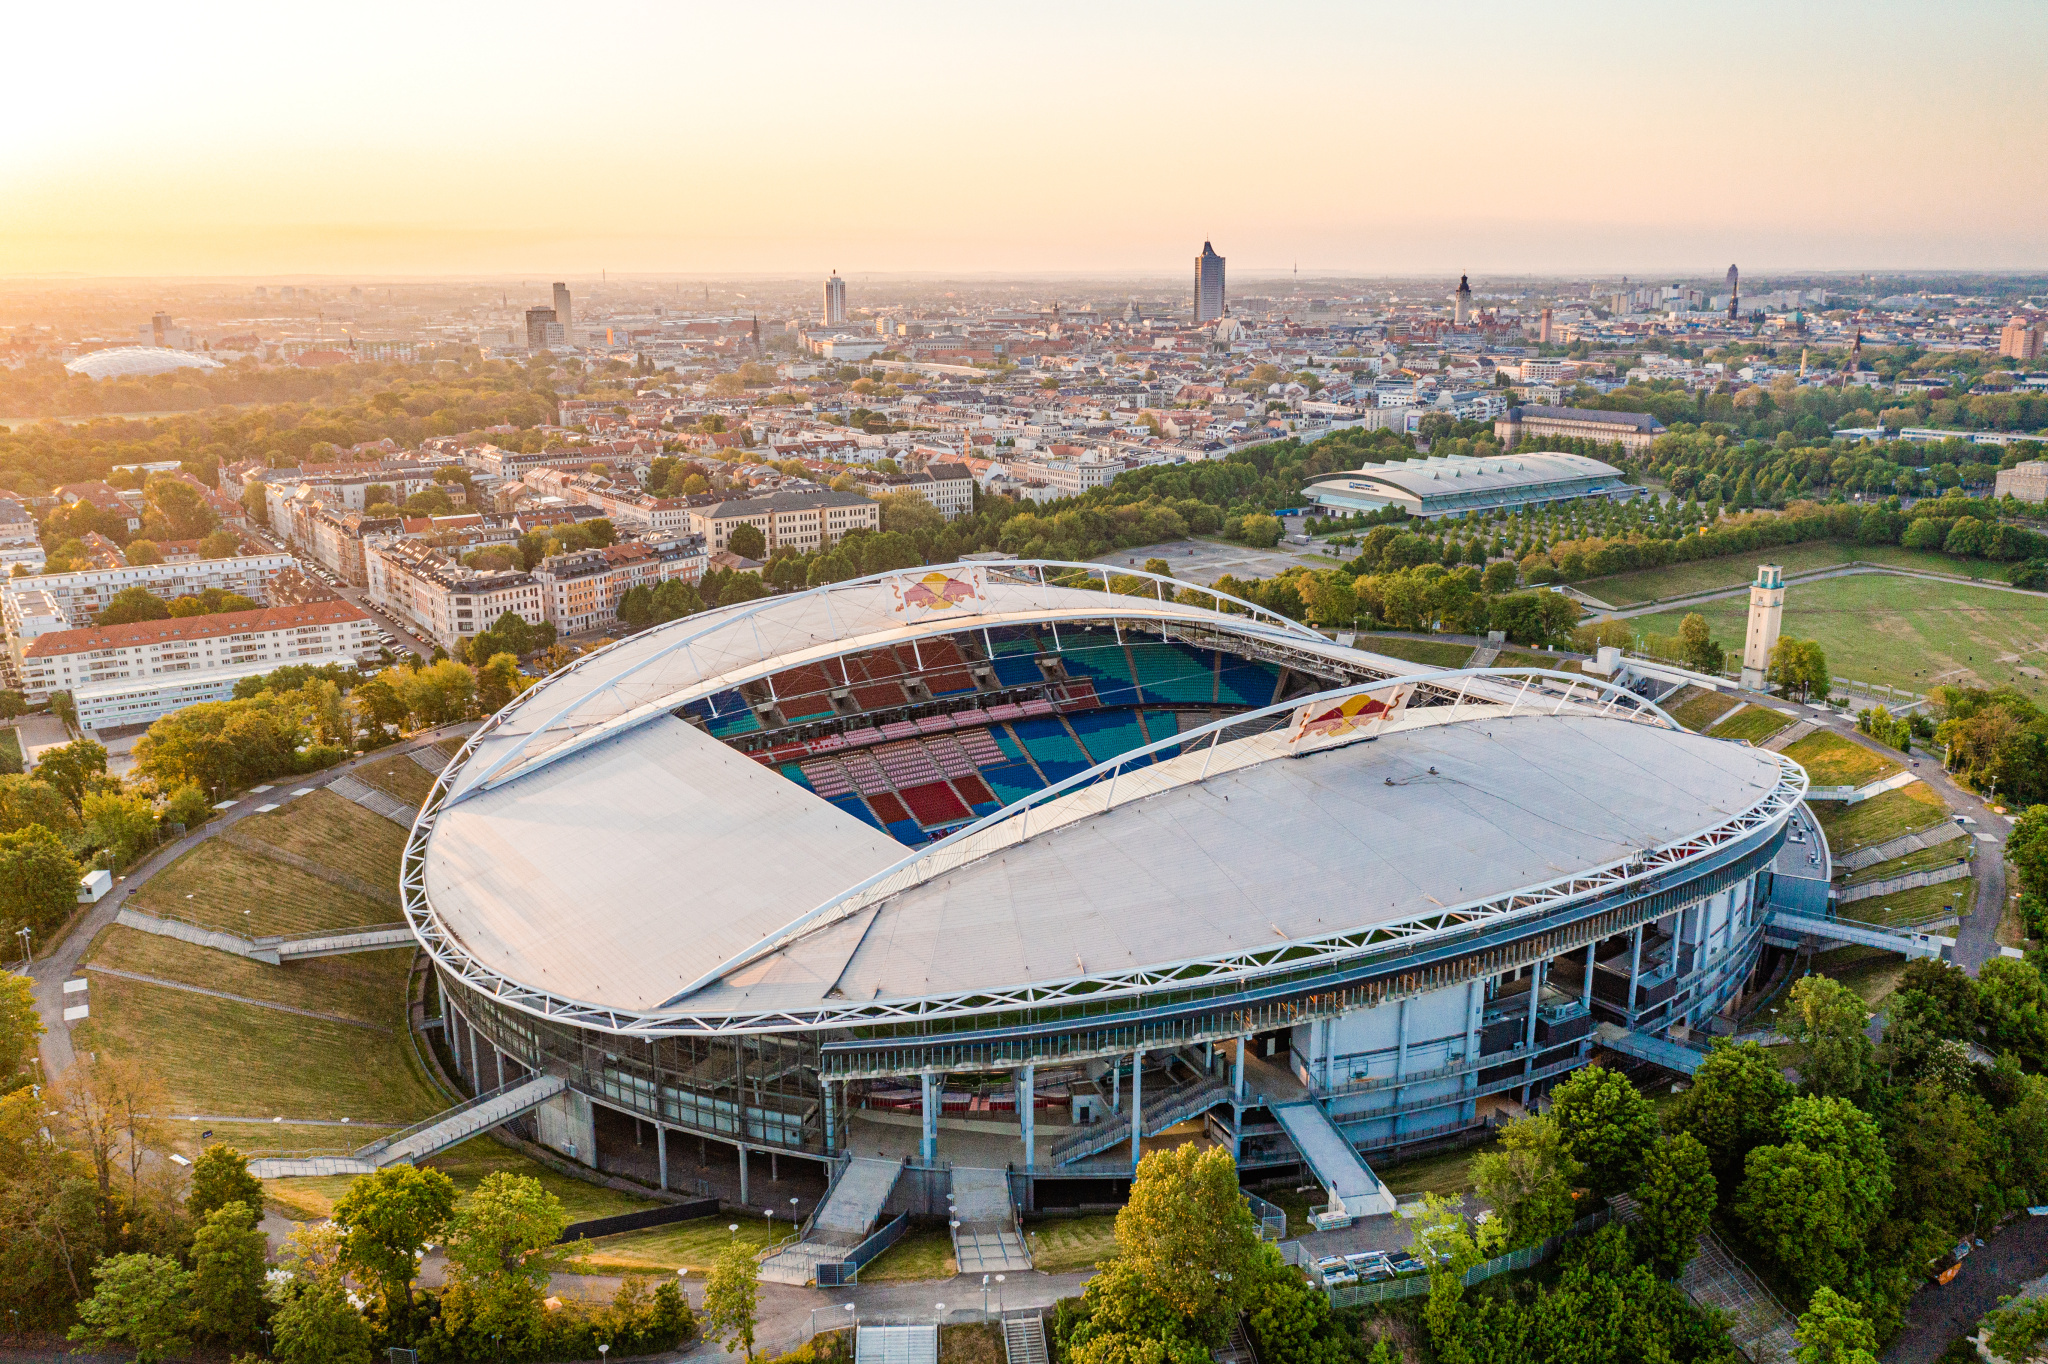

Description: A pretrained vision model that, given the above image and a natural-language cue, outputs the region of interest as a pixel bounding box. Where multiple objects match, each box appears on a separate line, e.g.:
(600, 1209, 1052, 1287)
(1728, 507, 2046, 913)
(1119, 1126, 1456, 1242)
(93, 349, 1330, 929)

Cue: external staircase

(1270, 1101, 1396, 1222)
(247, 1074, 566, 1177)
(759, 1156, 904, 1285)
(115, 906, 412, 965)
(1003, 1316, 1049, 1364)
(1049, 1073, 1232, 1165)
(949, 1165, 1032, 1273)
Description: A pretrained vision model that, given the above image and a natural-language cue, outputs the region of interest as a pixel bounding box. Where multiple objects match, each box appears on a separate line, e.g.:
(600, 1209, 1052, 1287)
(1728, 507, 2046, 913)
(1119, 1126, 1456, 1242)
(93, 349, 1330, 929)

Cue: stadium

(405, 560, 1805, 1270)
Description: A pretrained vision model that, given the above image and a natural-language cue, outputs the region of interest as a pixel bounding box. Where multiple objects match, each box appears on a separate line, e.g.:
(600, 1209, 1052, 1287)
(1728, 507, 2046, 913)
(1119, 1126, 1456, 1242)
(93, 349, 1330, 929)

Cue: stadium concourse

(404, 561, 1808, 1270)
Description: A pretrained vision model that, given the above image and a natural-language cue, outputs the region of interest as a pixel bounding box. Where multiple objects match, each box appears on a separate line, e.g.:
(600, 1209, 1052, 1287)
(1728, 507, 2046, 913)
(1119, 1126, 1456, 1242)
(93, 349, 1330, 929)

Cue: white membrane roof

(422, 703, 1784, 1017)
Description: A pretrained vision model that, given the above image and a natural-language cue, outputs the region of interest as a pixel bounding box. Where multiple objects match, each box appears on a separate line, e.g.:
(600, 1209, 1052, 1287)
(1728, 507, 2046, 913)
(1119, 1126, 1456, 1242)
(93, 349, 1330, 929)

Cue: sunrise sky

(5, 0, 2044, 279)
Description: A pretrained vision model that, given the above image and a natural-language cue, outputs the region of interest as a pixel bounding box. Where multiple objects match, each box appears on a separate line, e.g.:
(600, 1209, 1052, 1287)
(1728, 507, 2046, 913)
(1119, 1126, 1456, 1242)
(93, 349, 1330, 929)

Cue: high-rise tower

(1454, 275, 1472, 325)
(1193, 242, 1226, 323)
(1726, 264, 1740, 320)
(552, 282, 572, 331)
(822, 272, 847, 325)
(1740, 564, 1784, 690)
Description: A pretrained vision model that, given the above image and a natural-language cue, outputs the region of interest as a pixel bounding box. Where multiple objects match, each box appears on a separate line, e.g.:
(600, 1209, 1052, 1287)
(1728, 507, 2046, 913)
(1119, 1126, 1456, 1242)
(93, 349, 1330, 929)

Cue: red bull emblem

(891, 569, 982, 615)
(1288, 684, 1412, 746)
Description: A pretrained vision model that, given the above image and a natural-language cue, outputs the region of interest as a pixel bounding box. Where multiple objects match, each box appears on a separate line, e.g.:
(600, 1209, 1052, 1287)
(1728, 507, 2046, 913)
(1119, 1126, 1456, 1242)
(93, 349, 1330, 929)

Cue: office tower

(1193, 242, 1226, 323)
(823, 272, 847, 325)
(1453, 275, 1472, 325)
(1538, 307, 1554, 343)
(552, 282, 572, 331)
(1726, 264, 1740, 320)
(525, 306, 558, 350)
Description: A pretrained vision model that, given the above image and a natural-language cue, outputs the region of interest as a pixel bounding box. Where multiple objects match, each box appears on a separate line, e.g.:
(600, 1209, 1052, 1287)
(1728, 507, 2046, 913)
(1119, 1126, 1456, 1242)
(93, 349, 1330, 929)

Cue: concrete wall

(536, 1089, 597, 1167)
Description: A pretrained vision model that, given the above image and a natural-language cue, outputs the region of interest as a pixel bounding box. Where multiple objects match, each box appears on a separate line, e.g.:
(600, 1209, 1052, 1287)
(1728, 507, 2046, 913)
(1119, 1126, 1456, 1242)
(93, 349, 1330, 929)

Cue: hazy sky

(6, 0, 2044, 279)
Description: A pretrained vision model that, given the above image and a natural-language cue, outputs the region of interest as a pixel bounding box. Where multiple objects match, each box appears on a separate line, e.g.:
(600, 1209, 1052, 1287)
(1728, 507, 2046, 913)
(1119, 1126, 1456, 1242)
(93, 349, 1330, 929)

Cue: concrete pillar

(1020, 1065, 1036, 1169)
(739, 1146, 749, 1204)
(1129, 1050, 1144, 1171)
(1580, 941, 1598, 1057)
(468, 1016, 481, 1091)
(1627, 924, 1645, 1023)
(823, 1078, 835, 1156)
(657, 1125, 668, 1192)
(1232, 1037, 1245, 1102)
(919, 1071, 938, 1164)
(495, 1045, 505, 1093)
(1521, 960, 1545, 1107)
(1110, 1057, 1121, 1113)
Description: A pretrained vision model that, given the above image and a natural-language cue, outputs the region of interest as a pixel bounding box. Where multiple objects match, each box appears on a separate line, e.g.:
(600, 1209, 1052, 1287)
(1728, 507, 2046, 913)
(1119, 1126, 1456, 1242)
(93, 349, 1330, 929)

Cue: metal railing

(1320, 1208, 1612, 1305)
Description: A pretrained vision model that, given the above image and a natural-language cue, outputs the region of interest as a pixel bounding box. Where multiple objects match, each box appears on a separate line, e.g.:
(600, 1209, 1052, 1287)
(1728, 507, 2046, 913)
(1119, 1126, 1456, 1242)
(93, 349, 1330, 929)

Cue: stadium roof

(412, 565, 1798, 1033)
(63, 346, 224, 380)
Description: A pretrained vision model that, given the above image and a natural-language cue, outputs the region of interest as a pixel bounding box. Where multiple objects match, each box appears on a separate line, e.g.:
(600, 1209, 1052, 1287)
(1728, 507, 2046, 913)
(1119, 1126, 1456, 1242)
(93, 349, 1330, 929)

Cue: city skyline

(4, 1, 2044, 279)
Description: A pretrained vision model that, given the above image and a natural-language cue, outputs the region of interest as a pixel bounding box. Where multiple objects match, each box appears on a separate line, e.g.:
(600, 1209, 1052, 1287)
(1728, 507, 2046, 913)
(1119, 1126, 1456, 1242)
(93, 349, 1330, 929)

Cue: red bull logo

(891, 569, 982, 614)
(1289, 685, 1412, 745)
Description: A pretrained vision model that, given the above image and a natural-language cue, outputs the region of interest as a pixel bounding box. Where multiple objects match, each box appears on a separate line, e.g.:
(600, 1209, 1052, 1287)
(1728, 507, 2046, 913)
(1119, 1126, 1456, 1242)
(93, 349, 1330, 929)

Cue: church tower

(1454, 275, 1472, 325)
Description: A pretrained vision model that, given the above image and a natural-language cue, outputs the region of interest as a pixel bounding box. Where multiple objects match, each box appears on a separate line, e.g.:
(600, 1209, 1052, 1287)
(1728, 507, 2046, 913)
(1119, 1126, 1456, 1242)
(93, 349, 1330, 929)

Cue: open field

(233, 789, 409, 888)
(129, 840, 395, 937)
(1712, 707, 1794, 743)
(1837, 875, 1973, 929)
(1811, 945, 1914, 1008)
(1584, 543, 1995, 607)
(74, 965, 443, 1126)
(1356, 636, 1474, 669)
(1627, 572, 2048, 701)
(351, 751, 436, 806)
(1781, 730, 1905, 787)
(1809, 783, 1951, 856)
(1667, 687, 1742, 732)
(567, 1215, 779, 1275)
(857, 1224, 956, 1281)
(1026, 1214, 1119, 1272)
(940, 1325, 1004, 1364)
(1378, 1140, 1497, 1198)
(267, 1135, 662, 1226)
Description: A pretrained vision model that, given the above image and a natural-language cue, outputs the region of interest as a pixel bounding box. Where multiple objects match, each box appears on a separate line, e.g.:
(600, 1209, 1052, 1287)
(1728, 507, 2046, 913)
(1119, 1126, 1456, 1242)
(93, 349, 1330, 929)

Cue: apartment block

(0, 554, 294, 636)
(532, 534, 709, 635)
(366, 540, 544, 652)
(687, 489, 879, 554)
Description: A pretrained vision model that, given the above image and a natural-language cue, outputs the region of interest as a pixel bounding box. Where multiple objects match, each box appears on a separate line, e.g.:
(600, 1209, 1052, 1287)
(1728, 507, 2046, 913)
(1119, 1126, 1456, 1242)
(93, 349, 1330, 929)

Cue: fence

(557, 1196, 719, 1244)
(1318, 1208, 1613, 1307)
(1245, 1192, 1288, 1242)
(816, 1212, 910, 1287)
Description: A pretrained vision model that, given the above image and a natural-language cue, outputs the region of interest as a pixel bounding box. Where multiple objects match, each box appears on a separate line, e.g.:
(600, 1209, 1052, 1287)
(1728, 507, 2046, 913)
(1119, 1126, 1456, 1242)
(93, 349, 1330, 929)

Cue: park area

(1581, 542, 1994, 607)
(1629, 571, 2048, 700)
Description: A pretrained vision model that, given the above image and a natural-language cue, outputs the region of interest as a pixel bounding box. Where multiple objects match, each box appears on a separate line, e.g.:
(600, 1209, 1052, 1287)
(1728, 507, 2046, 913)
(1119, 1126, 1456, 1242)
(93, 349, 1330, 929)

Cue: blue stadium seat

(780, 764, 814, 791)
(989, 653, 1044, 687)
(1140, 710, 1186, 758)
(1057, 640, 1141, 706)
(1129, 643, 1219, 704)
(1218, 661, 1281, 708)
(1011, 718, 1091, 783)
(981, 762, 1045, 806)
(828, 794, 883, 830)
(1066, 709, 1152, 767)
(885, 820, 926, 846)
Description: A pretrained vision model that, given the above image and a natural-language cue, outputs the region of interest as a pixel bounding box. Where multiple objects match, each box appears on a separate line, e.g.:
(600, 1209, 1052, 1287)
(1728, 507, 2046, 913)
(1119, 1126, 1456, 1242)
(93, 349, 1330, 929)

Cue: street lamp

(996, 1275, 1006, 1316)
(982, 1274, 991, 1322)
(14, 925, 29, 969)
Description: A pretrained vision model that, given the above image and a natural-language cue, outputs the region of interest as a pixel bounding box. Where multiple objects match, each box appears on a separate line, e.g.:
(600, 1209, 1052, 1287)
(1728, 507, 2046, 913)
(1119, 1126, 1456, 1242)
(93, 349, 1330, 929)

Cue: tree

(0, 773, 75, 834)
(1665, 1039, 1792, 1182)
(96, 585, 171, 625)
(651, 577, 702, 622)
(877, 489, 945, 538)
(1770, 636, 1832, 702)
(274, 1279, 373, 1364)
(143, 475, 217, 540)
(81, 788, 158, 868)
(190, 1200, 269, 1347)
(1113, 1144, 1262, 1342)
(199, 529, 239, 559)
(1471, 1112, 1579, 1249)
(0, 970, 43, 1078)
(187, 1144, 263, 1223)
(34, 738, 108, 811)
(1738, 1097, 1892, 1295)
(1984, 1296, 2048, 1364)
(617, 583, 654, 627)
(702, 1237, 760, 1361)
(124, 538, 163, 565)
(1780, 974, 1874, 1099)
(726, 523, 767, 560)
(475, 653, 529, 715)
(332, 1162, 456, 1332)
(437, 1172, 566, 1347)
(67, 1253, 191, 1361)
(1547, 1064, 1657, 1197)
(1632, 1133, 1715, 1276)
(1978, 956, 2048, 1068)
(0, 824, 83, 941)
(1678, 612, 1725, 674)
(1794, 1287, 1879, 1364)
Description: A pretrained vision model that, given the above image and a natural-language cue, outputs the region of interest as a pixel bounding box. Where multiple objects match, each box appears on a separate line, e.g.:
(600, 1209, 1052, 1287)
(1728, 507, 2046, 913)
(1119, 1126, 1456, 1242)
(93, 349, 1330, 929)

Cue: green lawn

(88, 927, 410, 1024)
(566, 1214, 780, 1276)
(1377, 1140, 1497, 1198)
(1666, 687, 1742, 732)
(1812, 946, 1912, 1009)
(1809, 783, 1952, 856)
(1494, 649, 1581, 673)
(233, 789, 409, 890)
(1837, 876, 1973, 929)
(1626, 571, 2048, 701)
(129, 840, 396, 937)
(1584, 542, 1992, 607)
(1026, 1214, 1119, 1273)
(1712, 707, 1795, 743)
(352, 752, 436, 807)
(1841, 842, 1972, 887)
(1355, 636, 1475, 669)
(1781, 731, 1905, 788)
(267, 1135, 663, 1227)
(856, 1224, 956, 1281)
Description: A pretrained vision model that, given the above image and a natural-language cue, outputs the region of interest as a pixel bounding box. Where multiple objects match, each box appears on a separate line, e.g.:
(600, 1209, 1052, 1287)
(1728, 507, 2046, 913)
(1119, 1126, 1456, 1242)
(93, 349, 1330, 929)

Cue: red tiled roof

(25, 600, 369, 658)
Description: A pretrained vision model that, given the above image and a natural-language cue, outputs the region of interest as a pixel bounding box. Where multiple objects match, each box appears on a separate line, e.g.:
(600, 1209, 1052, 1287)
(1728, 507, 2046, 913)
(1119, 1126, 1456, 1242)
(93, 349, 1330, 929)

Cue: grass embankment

(1838, 876, 1974, 929)
(1780, 731, 1906, 788)
(1027, 1215, 1119, 1273)
(567, 1215, 780, 1276)
(351, 751, 437, 806)
(1711, 707, 1795, 744)
(856, 1225, 957, 1281)
(233, 789, 410, 890)
(1493, 649, 1581, 673)
(270, 1135, 662, 1228)
(1666, 687, 1742, 732)
(941, 1324, 1005, 1364)
(1809, 783, 1951, 857)
(1356, 636, 1475, 669)
(1627, 571, 2048, 701)
(1811, 945, 1915, 1010)
(1840, 842, 1971, 887)
(128, 842, 394, 937)
(1583, 542, 1992, 608)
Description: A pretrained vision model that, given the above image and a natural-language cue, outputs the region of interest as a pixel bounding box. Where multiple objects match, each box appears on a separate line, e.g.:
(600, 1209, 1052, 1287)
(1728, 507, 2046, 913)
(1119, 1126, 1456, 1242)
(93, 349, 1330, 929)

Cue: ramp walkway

(115, 907, 412, 965)
(950, 1165, 1032, 1273)
(248, 1074, 566, 1177)
(327, 773, 419, 827)
(1270, 1101, 1395, 1219)
(1049, 1073, 1231, 1165)
(1764, 910, 1951, 959)
(760, 1156, 903, 1285)
(858, 1326, 937, 1364)
(1594, 1022, 1707, 1076)
(1003, 1316, 1049, 1364)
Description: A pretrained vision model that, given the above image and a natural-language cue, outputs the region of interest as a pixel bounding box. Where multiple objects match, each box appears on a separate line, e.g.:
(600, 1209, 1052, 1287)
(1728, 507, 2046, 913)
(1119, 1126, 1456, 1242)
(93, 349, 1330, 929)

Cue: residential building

(1194, 242, 1226, 323)
(0, 553, 293, 633)
(366, 540, 545, 653)
(18, 600, 376, 730)
(1996, 461, 2048, 503)
(56, 482, 143, 534)
(0, 498, 39, 549)
(1493, 404, 1667, 455)
(823, 272, 847, 326)
(688, 489, 879, 554)
(856, 462, 976, 520)
(2002, 315, 2044, 362)
(531, 534, 709, 635)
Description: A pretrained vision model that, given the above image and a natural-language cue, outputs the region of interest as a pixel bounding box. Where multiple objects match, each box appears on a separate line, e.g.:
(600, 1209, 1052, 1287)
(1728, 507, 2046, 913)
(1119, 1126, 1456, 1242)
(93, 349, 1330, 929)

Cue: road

(246, 526, 433, 659)
(1883, 1216, 2048, 1364)
(11, 723, 474, 1086)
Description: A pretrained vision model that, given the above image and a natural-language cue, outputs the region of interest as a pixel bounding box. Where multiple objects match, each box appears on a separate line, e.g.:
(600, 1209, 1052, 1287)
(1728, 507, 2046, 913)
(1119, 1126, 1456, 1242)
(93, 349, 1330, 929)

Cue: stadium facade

(406, 562, 1805, 1215)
